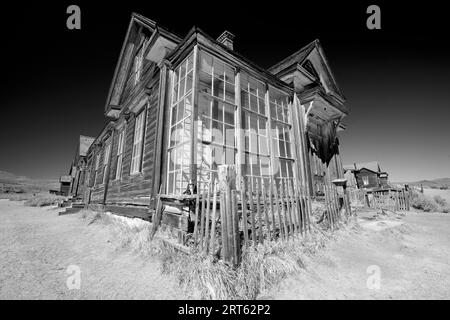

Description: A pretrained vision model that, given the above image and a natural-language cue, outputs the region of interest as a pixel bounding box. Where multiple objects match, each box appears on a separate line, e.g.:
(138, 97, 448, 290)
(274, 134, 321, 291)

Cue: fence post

(218, 165, 240, 267)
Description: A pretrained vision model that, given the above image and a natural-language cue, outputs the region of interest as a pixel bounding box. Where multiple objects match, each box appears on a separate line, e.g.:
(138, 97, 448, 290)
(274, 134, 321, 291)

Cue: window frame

(115, 129, 125, 180)
(196, 50, 237, 189)
(102, 143, 111, 184)
(94, 153, 101, 186)
(130, 108, 147, 175)
(167, 51, 196, 195)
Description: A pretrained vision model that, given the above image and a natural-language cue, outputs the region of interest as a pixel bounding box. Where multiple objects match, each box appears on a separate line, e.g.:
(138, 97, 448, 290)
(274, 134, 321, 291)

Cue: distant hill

(397, 178, 450, 189)
(0, 170, 59, 193)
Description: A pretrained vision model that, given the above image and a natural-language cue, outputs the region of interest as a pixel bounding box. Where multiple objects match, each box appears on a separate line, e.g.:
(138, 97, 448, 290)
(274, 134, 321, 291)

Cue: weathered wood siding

(89, 144, 107, 204)
(355, 169, 379, 189)
(104, 36, 161, 208)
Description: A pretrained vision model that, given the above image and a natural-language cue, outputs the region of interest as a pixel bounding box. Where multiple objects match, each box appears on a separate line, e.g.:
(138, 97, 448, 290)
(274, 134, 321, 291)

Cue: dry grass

(411, 191, 449, 213)
(24, 193, 66, 207)
(79, 208, 357, 300)
(79, 209, 161, 257)
(157, 222, 350, 300)
(0, 192, 33, 201)
(0, 192, 65, 206)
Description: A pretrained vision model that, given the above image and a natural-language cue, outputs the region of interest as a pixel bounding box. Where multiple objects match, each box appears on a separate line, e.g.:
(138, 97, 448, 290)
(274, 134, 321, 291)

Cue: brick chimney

(217, 31, 235, 50)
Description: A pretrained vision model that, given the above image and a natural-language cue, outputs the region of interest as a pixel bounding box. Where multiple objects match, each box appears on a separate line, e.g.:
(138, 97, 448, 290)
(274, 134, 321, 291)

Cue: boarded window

(130, 110, 146, 174)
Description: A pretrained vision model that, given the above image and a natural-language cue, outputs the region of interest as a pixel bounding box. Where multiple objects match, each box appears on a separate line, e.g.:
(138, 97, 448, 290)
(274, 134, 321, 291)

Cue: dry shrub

(78, 208, 356, 299)
(433, 195, 447, 207)
(80, 210, 160, 257)
(0, 193, 34, 201)
(159, 244, 237, 299)
(157, 223, 336, 300)
(23, 193, 66, 207)
(411, 191, 449, 213)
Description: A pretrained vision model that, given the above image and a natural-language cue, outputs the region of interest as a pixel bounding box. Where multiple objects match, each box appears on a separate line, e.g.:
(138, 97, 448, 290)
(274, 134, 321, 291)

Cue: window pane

(225, 82, 235, 103)
(199, 71, 212, 95)
(250, 132, 257, 154)
(225, 65, 234, 84)
(187, 54, 194, 72)
(260, 136, 268, 155)
(168, 172, 174, 194)
(261, 157, 270, 176)
(225, 124, 234, 147)
(224, 104, 234, 125)
(258, 97, 265, 115)
(212, 120, 223, 144)
(177, 99, 185, 122)
(241, 91, 249, 109)
(199, 94, 211, 117)
(180, 62, 186, 80)
(212, 146, 223, 168)
(201, 118, 212, 142)
(213, 59, 224, 79)
(185, 94, 193, 116)
(214, 77, 224, 100)
(279, 140, 286, 157)
(186, 71, 193, 92)
(225, 148, 234, 165)
(200, 52, 213, 74)
(250, 94, 257, 112)
(179, 77, 186, 98)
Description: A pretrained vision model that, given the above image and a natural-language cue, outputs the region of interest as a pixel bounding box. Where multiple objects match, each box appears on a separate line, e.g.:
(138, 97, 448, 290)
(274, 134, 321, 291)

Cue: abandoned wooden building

(69, 13, 349, 237)
(67, 135, 95, 199)
(343, 161, 389, 190)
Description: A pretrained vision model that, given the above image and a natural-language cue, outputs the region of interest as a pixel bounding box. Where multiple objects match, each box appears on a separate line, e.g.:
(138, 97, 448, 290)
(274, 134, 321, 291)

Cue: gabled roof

(268, 39, 345, 101)
(344, 161, 382, 173)
(104, 13, 182, 117)
(268, 40, 317, 75)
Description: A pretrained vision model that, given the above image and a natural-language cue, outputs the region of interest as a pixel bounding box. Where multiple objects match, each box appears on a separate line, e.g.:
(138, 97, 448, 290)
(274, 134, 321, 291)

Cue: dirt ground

(1, 199, 450, 300)
(0, 199, 183, 299)
(264, 209, 450, 299)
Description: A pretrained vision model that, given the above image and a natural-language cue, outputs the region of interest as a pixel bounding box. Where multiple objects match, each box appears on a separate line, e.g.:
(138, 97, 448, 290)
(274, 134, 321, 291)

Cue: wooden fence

(348, 187, 411, 212)
(190, 165, 354, 266)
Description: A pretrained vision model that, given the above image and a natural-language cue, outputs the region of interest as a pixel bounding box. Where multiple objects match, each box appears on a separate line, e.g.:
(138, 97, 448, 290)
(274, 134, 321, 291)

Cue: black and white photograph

(1, 1, 449, 307)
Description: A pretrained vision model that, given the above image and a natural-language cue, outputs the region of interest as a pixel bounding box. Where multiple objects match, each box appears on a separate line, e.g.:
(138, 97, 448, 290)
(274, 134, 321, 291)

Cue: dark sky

(1, 1, 449, 182)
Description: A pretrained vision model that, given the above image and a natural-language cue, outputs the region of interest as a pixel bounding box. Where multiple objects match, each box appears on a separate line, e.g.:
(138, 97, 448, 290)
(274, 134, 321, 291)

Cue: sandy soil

(0, 200, 183, 299)
(2, 199, 450, 300)
(265, 210, 450, 299)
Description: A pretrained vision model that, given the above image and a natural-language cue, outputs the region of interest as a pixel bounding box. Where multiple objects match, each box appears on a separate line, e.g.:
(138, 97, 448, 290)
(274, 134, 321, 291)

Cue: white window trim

(94, 154, 101, 185)
(102, 143, 111, 184)
(362, 175, 369, 186)
(115, 130, 125, 180)
(130, 110, 146, 175)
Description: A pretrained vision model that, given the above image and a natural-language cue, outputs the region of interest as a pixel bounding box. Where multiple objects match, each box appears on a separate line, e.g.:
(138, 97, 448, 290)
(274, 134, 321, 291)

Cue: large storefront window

(167, 53, 194, 194)
(197, 51, 236, 188)
(269, 86, 294, 190)
(241, 72, 270, 189)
